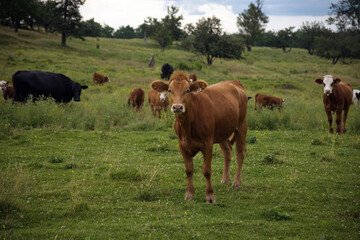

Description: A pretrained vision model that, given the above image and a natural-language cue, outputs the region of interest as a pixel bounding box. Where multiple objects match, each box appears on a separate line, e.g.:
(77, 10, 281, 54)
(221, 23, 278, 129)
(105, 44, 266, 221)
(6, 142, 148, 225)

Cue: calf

(353, 89, 360, 106)
(93, 72, 111, 85)
(148, 88, 169, 118)
(0, 80, 15, 102)
(161, 63, 174, 80)
(315, 75, 353, 134)
(151, 71, 248, 203)
(128, 88, 145, 111)
(255, 93, 285, 110)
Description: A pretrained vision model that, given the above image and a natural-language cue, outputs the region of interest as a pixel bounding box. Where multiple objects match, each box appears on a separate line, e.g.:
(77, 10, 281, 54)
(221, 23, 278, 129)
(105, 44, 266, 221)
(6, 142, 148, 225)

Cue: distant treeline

(0, 0, 359, 64)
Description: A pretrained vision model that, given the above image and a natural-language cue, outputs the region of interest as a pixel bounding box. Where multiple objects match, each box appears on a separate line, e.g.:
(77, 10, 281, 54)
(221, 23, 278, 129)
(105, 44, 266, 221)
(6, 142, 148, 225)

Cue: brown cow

(93, 72, 111, 85)
(255, 93, 285, 110)
(128, 88, 145, 111)
(0, 80, 15, 102)
(151, 71, 248, 203)
(189, 73, 197, 83)
(148, 88, 169, 118)
(315, 75, 353, 134)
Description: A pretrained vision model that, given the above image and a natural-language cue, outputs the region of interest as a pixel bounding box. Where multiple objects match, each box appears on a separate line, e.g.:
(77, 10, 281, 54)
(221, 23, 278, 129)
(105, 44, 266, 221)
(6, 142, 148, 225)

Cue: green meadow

(0, 26, 360, 239)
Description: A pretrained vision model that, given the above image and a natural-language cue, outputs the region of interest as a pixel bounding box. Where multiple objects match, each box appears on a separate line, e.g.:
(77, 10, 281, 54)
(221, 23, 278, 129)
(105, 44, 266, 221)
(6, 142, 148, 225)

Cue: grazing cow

(189, 73, 197, 83)
(161, 63, 174, 80)
(0, 80, 15, 102)
(151, 71, 248, 203)
(315, 75, 353, 134)
(93, 72, 111, 85)
(353, 89, 360, 106)
(12, 71, 88, 103)
(316, 75, 353, 134)
(147, 88, 169, 118)
(255, 93, 285, 110)
(128, 88, 145, 111)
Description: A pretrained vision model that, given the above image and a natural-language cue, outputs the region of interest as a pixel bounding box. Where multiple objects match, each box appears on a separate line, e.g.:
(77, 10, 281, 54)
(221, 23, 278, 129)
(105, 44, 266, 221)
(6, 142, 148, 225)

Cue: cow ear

(151, 80, 168, 92)
(315, 79, 323, 84)
(333, 78, 341, 84)
(82, 85, 88, 89)
(190, 80, 207, 92)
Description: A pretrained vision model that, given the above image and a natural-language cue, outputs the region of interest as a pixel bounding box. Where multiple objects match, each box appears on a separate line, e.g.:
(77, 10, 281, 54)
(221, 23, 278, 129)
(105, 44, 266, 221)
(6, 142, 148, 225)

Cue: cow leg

(335, 109, 342, 134)
(342, 107, 349, 134)
(181, 149, 195, 201)
(233, 121, 247, 188)
(325, 110, 333, 134)
(220, 140, 232, 185)
(202, 145, 216, 203)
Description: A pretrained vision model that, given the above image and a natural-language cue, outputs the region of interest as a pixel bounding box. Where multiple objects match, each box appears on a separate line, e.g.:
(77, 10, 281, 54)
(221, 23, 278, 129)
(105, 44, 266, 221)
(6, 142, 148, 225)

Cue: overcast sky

(80, 0, 338, 33)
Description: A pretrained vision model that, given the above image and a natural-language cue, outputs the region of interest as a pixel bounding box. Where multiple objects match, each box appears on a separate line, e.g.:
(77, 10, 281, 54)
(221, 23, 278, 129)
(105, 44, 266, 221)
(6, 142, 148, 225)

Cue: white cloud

(80, 1, 335, 33)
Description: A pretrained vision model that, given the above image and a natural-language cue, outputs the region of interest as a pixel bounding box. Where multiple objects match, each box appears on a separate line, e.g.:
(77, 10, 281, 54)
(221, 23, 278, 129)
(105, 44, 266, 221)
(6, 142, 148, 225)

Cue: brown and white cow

(93, 72, 111, 85)
(255, 93, 285, 110)
(148, 88, 169, 118)
(151, 71, 248, 203)
(315, 75, 353, 134)
(128, 88, 145, 111)
(0, 80, 15, 102)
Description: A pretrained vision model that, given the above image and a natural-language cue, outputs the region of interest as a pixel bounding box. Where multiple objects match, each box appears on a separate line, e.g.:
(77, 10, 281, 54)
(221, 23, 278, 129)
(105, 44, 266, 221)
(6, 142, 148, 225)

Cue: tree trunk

(247, 45, 252, 51)
(332, 57, 340, 64)
(61, 33, 66, 47)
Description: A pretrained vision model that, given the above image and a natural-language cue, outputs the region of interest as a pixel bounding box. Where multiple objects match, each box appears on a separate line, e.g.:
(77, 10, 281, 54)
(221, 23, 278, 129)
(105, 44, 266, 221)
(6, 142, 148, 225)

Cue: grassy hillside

(0, 26, 360, 239)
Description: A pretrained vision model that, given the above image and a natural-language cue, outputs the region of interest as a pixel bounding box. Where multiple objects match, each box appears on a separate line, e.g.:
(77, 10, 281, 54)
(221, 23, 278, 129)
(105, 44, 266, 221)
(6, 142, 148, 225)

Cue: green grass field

(1, 26, 360, 239)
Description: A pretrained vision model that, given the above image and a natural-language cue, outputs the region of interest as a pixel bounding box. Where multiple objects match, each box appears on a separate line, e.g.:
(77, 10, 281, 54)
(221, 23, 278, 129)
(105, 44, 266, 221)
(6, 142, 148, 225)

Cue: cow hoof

(206, 195, 216, 204)
(185, 192, 194, 201)
(232, 182, 241, 189)
(221, 178, 230, 184)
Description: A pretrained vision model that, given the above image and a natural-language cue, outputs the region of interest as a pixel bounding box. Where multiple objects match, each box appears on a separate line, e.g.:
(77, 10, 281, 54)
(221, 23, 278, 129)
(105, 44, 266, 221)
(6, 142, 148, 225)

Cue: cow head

(315, 75, 341, 96)
(151, 71, 207, 114)
(105, 77, 111, 83)
(72, 82, 88, 102)
(0, 80, 7, 94)
(189, 73, 197, 83)
(159, 92, 167, 102)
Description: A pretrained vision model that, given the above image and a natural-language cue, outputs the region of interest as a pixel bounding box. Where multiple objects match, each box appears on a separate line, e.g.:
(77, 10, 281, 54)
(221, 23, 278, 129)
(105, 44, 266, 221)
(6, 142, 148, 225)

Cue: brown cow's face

(151, 72, 207, 115)
(315, 75, 341, 96)
(0, 80, 8, 94)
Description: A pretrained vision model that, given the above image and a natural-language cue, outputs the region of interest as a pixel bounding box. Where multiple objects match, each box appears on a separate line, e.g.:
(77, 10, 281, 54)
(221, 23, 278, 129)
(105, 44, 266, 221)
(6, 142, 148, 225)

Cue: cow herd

(0, 64, 359, 203)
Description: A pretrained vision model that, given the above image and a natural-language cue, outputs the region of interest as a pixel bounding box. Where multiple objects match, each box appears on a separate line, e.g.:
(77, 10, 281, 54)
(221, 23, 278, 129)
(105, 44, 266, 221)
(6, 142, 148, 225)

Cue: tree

(52, 0, 85, 47)
(237, 0, 268, 51)
(162, 5, 184, 41)
(327, 0, 360, 32)
(153, 24, 172, 51)
(82, 18, 103, 37)
(296, 21, 330, 55)
(275, 27, 295, 53)
(187, 16, 244, 65)
(114, 25, 136, 39)
(102, 24, 114, 38)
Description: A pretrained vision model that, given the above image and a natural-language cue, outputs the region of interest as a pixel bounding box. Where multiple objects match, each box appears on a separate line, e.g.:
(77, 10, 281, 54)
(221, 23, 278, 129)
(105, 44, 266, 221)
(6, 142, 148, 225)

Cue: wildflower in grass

(185, 212, 187, 215)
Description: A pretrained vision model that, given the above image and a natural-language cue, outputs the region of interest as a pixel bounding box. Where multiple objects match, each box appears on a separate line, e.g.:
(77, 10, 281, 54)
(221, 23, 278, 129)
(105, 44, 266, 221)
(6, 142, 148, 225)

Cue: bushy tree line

(0, 0, 358, 64)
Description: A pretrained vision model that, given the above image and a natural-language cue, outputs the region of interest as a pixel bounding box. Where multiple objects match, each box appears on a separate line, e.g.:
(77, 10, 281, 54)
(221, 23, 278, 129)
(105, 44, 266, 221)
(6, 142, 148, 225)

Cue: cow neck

(175, 94, 194, 139)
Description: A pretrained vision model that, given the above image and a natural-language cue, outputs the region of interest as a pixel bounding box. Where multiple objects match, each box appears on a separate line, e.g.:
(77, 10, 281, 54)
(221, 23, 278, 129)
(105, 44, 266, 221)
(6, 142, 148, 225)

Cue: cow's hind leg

(335, 109, 342, 133)
(342, 107, 349, 134)
(233, 121, 247, 188)
(220, 138, 232, 185)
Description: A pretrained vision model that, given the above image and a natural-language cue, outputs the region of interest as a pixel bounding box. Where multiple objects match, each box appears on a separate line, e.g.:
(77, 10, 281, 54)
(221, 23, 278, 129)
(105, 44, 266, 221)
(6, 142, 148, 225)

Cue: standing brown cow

(151, 71, 248, 203)
(315, 75, 353, 134)
(255, 93, 285, 110)
(128, 88, 145, 111)
(0, 80, 15, 102)
(148, 88, 169, 118)
(93, 72, 111, 85)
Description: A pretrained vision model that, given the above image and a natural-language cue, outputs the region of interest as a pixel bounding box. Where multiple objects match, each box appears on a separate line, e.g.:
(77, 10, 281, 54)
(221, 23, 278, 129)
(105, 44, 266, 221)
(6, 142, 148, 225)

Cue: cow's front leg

(181, 148, 195, 201)
(325, 110, 333, 134)
(202, 145, 216, 203)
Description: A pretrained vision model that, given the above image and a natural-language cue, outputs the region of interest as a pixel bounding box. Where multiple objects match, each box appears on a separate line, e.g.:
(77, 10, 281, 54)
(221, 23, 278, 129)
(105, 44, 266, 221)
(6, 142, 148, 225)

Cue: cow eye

(168, 89, 172, 94)
(185, 89, 190, 94)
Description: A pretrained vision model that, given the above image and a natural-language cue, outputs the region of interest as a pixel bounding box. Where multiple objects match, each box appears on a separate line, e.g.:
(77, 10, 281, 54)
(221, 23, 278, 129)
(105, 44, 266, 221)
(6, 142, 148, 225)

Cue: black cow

(161, 63, 174, 80)
(12, 71, 88, 103)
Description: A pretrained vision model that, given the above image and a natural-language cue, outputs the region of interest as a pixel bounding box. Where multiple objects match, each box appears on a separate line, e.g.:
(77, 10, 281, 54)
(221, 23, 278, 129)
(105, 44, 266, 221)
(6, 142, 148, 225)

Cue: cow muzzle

(171, 104, 185, 114)
(325, 90, 331, 96)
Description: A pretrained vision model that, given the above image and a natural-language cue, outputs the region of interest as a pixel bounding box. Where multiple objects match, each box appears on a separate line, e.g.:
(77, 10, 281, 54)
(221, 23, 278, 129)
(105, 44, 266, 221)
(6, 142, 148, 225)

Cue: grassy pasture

(0, 26, 360, 239)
